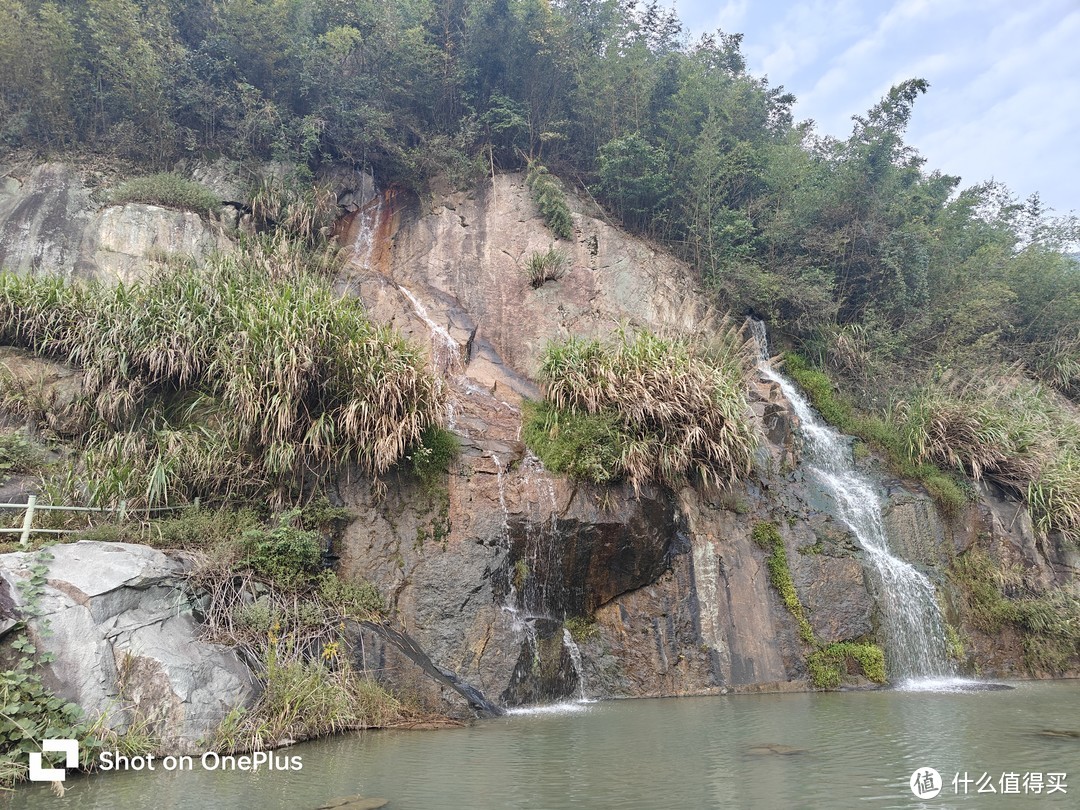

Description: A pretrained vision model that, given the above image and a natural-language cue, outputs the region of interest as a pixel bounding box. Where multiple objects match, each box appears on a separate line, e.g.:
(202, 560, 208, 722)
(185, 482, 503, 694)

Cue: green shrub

(298, 495, 354, 534)
(525, 247, 568, 289)
(526, 163, 573, 239)
(408, 425, 460, 492)
(241, 515, 323, 588)
(531, 325, 755, 491)
(0, 431, 44, 481)
(110, 173, 221, 215)
(316, 571, 385, 620)
(522, 400, 623, 485)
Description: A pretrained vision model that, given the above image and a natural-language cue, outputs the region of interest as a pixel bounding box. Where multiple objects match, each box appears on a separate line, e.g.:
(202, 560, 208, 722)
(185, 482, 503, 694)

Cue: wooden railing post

(19, 495, 36, 547)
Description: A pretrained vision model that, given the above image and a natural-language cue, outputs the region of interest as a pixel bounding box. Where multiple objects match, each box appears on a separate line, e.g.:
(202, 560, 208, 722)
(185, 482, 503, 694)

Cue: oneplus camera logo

(29, 739, 78, 782)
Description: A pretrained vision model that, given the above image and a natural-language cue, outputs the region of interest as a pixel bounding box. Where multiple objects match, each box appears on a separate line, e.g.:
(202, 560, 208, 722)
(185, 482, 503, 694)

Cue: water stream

(749, 321, 956, 686)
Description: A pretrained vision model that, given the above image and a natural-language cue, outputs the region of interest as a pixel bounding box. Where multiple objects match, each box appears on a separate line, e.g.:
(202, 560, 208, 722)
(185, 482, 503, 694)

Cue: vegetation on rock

(526, 325, 755, 492)
(753, 521, 888, 688)
(0, 249, 442, 506)
(109, 173, 221, 215)
(895, 379, 1079, 544)
(948, 548, 1080, 675)
(526, 163, 573, 239)
(525, 247, 568, 289)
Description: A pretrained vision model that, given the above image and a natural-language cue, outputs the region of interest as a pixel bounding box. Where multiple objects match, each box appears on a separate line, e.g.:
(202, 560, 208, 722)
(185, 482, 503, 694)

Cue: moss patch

(753, 520, 887, 687)
(808, 642, 887, 688)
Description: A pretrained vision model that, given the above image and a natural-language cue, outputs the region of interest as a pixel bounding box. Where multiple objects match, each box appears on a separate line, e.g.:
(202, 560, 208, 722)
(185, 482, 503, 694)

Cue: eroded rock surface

(0, 542, 257, 752)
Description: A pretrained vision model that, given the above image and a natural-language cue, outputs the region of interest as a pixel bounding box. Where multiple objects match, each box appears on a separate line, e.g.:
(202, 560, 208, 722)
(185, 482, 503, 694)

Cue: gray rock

(86, 203, 232, 285)
(0, 542, 257, 753)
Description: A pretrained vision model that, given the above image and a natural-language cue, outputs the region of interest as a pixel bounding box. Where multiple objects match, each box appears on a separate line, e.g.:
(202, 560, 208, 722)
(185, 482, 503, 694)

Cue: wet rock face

(501, 485, 677, 618)
(0, 542, 257, 752)
(336, 461, 681, 706)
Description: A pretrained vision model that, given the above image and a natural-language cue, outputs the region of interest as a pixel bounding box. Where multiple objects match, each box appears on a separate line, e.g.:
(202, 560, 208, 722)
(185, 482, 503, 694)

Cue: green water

(9, 681, 1079, 809)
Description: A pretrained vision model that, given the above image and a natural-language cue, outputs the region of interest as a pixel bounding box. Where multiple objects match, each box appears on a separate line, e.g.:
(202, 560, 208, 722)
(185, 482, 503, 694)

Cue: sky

(672, 0, 1080, 217)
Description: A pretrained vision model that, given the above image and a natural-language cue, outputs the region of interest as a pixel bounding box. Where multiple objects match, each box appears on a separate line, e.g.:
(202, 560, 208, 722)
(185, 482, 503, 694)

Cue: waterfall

(562, 628, 587, 701)
(395, 284, 462, 376)
(519, 451, 562, 616)
(350, 194, 384, 271)
(750, 321, 955, 685)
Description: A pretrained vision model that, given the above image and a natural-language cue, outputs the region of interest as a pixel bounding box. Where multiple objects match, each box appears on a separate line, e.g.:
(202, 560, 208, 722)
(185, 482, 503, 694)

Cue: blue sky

(672, 0, 1080, 217)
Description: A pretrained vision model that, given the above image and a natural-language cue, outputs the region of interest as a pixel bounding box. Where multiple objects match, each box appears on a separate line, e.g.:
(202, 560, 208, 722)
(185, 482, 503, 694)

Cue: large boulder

(0, 542, 257, 753)
(0, 161, 233, 284)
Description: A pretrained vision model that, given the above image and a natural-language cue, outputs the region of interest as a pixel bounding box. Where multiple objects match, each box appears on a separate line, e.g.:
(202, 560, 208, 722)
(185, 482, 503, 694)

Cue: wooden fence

(0, 496, 201, 546)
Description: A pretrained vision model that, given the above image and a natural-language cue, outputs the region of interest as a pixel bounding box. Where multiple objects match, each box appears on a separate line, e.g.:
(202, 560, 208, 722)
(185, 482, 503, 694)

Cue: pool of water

(9, 680, 1079, 809)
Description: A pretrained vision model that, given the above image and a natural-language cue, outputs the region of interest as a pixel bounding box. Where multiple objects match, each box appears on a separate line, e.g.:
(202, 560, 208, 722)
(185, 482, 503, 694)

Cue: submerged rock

(745, 743, 808, 756)
(315, 797, 389, 810)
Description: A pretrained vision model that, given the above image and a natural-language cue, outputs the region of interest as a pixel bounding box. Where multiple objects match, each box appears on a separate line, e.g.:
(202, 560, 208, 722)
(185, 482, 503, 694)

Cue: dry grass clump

(525, 247, 568, 289)
(0, 254, 441, 506)
(250, 177, 339, 246)
(895, 374, 1079, 543)
(533, 323, 756, 491)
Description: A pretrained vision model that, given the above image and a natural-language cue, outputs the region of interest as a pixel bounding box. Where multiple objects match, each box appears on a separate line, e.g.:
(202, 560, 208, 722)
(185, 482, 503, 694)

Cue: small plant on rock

(525, 248, 568, 289)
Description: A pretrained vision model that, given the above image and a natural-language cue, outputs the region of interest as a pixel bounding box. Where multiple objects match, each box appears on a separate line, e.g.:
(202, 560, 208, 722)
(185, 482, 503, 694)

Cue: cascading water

(395, 284, 462, 376)
(562, 628, 587, 701)
(350, 193, 384, 271)
(749, 321, 957, 687)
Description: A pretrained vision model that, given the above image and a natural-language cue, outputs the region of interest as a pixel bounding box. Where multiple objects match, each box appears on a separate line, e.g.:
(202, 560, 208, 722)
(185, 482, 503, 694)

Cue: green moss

(564, 616, 600, 644)
(754, 520, 888, 686)
(808, 642, 887, 688)
(512, 558, 530, 591)
(753, 521, 814, 645)
(944, 622, 966, 663)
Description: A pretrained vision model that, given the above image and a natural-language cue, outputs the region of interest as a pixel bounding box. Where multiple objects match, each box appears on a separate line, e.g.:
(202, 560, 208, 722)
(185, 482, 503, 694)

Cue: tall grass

(0, 253, 442, 506)
(526, 163, 573, 239)
(895, 376, 1079, 543)
(530, 324, 756, 491)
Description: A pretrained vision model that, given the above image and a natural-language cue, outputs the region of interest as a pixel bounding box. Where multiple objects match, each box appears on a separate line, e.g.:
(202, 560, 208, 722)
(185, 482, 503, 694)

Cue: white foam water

(750, 320, 955, 682)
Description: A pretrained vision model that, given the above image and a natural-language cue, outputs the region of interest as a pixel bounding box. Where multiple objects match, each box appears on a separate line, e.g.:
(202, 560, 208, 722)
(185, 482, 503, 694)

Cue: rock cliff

(0, 160, 1075, 734)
